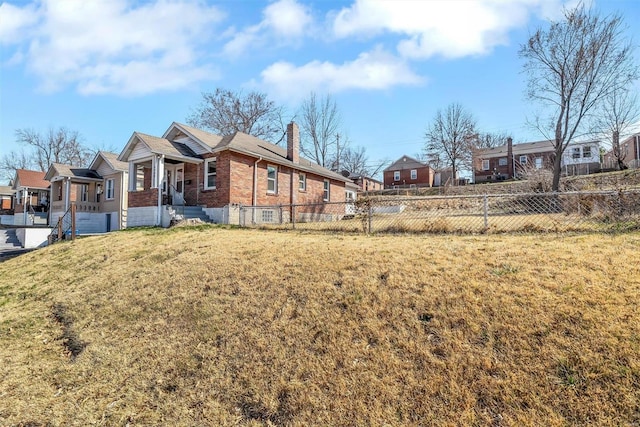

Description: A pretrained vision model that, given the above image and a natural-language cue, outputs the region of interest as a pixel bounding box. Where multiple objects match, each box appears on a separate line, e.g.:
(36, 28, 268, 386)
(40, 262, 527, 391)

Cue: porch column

(22, 188, 27, 224)
(65, 178, 71, 211)
(155, 155, 165, 226)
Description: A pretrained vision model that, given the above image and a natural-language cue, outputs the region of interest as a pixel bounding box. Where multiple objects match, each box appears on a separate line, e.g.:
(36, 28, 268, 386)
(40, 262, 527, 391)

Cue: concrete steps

(172, 206, 211, 222)
(0, 229, 22, 250)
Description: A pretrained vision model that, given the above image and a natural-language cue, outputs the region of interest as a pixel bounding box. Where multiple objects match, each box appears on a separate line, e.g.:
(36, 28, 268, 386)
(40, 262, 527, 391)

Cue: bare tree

(187, 88, 287, 144)
(473, 132, 512, 150)
(424, 103, 477, 182)
(299, 93, 342, 168)
(0, 149, 35, 184)
(520, 4, 638, 191)
(592, 88, 639, 170)
(14, 127, 91, 173)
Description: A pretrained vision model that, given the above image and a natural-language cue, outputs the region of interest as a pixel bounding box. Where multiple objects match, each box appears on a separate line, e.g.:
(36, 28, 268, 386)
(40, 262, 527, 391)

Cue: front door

(164, 165, 185, 205)
(173, 165, 184, 205)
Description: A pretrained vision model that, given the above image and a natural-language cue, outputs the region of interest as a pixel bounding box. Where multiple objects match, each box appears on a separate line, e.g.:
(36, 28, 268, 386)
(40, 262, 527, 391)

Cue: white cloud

(262, 0, 312, 38)
(260, 47, 423, 101)
(0, 2, 39, 45)
(3, 0, 224, 95)
(332, 0, 566, 59)
(223, 0, 313, 57)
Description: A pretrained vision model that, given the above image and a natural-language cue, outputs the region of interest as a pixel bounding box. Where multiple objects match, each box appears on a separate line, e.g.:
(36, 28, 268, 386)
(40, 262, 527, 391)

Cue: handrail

(48, 204, 76, 244)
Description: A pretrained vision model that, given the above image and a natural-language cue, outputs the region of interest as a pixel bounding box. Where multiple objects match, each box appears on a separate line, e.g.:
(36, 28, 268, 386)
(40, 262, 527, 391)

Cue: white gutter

(252, 157, 263, 224)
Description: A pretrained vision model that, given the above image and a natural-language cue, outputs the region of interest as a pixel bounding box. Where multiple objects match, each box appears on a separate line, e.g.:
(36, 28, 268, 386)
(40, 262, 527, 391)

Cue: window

(80, 184, 88, 202)
(267, 165, 277, 193)
(410, 169, 417, 180)
(535, 157, 543, 169)
(572, 147, 581, 159)
(323, 180, 330, 201)
(583, 146, 592, 158)
(262, 210, 274, 223)
(106, 179, 115, 200)
(393, 171, 400, 181)
(298, 173, 306, 191)
(135, 164, 145, 191)
(482, 160, 490, 170)
(519, 155, 527, 165)
(205, 157, 216, 189)
(499, 157, 508, 166)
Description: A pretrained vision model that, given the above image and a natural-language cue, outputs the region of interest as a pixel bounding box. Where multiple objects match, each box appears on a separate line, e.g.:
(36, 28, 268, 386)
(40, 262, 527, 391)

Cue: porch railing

(48, 204, 76, 245)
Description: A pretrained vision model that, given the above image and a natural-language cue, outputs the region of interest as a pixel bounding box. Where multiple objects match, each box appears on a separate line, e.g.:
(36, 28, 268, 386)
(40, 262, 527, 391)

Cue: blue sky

(1, 0, 638, 180)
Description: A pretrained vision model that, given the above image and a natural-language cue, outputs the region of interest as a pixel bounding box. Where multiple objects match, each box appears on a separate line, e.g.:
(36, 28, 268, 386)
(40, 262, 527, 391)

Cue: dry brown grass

(1, 226, 640, 426)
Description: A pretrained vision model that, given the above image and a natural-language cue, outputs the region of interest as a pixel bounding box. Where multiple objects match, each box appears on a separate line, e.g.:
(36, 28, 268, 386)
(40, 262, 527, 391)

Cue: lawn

(1, 226, 639, 426)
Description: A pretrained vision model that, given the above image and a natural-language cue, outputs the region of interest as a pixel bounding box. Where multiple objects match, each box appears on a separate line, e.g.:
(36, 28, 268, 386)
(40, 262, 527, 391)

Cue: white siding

(129, 142, 152, 162)
(96, 160, 114, 177)
(175, 136, 209, 155)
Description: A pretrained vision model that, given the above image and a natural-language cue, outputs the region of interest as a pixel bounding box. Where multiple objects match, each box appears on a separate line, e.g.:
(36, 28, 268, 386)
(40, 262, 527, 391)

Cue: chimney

(287, 122, 300, 163)
(507, 137, 513, 178)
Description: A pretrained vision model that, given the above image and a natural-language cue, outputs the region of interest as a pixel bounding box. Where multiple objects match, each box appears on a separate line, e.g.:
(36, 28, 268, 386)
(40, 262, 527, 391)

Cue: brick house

(45, 151, 129, 233)
(603, 132, 640, 170)
(11, 169, 50, 225)
(349, 174, 384, 192)
(383, 155, 434, 189)
(117, 122, 352, 227)
(473, 138, 601, 183)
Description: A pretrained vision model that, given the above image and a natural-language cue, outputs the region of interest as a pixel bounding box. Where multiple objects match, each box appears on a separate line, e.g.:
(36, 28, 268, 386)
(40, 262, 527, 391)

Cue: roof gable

(384, 155, 429, 172)
(90, 151, 128, 172)
(13, 169, 49, 190)
(118, 132, 202, 163)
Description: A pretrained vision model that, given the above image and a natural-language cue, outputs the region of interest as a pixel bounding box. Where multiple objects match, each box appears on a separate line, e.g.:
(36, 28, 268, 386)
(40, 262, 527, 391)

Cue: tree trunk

(551, 148, 562, 192)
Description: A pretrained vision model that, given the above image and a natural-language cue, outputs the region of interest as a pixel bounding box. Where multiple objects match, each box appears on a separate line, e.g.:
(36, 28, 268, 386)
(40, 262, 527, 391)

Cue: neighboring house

(0, 186, 14, 211)
(349, 174, 384, 192)
(603, 132, 640, 170)
(383, 155, 434, 188)
(45, 151, 129, 234)
(433, 168, 457, 187)
(12, 169, 50, 225)
(473, 138, 601, 183)
(117, 121, 353, 227)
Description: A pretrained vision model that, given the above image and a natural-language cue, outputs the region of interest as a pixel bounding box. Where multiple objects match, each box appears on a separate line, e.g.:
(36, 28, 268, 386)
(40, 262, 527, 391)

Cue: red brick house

(383, 155, 434, 188)
(603, 132, 640, 170)
(473, 138, 601, 182)
(11, 169, 50, 225)
(117, 122, 352, 226)
(349, 174, 384, 192)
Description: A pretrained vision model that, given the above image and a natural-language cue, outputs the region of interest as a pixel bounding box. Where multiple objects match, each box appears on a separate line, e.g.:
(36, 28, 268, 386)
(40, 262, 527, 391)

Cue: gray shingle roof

(135, 132, 201, 160)
(97, 151, 128, 172)
(172, 123, 350, 183)
(384, 155, 429, 172)
(45, 163, 102, 181)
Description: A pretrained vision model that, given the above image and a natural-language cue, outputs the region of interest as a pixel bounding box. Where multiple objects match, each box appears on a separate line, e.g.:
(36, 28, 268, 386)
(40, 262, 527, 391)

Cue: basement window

(262, 210, 274, 223)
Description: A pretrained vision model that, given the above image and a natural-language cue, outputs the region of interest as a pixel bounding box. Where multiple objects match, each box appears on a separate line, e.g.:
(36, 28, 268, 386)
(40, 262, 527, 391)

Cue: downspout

(121, 171, 126, 229)
(156, 154, 165, 226)
(65, 178, 71, 211)
(636, 135, 640, 166)
(252, 157, 263, 224)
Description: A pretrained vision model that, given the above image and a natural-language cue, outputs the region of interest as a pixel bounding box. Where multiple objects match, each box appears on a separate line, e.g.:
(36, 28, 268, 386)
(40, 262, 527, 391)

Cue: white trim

(298, 172, 306, 191)
(482, 159, 490, 171)
(204, 157, 217, 190)
(393, 171, 400, 181)
(105, 178, 115, 200)
(267, 164, 277, 194)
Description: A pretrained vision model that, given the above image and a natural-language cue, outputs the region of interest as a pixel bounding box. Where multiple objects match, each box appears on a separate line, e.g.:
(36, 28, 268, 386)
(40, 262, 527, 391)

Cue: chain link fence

(237, 190, 640, 234)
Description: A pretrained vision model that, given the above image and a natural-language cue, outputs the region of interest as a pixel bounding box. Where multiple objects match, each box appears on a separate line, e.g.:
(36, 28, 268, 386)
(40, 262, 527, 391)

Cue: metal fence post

(368, 205, 373, 234)
(483, 194, 488, 232)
